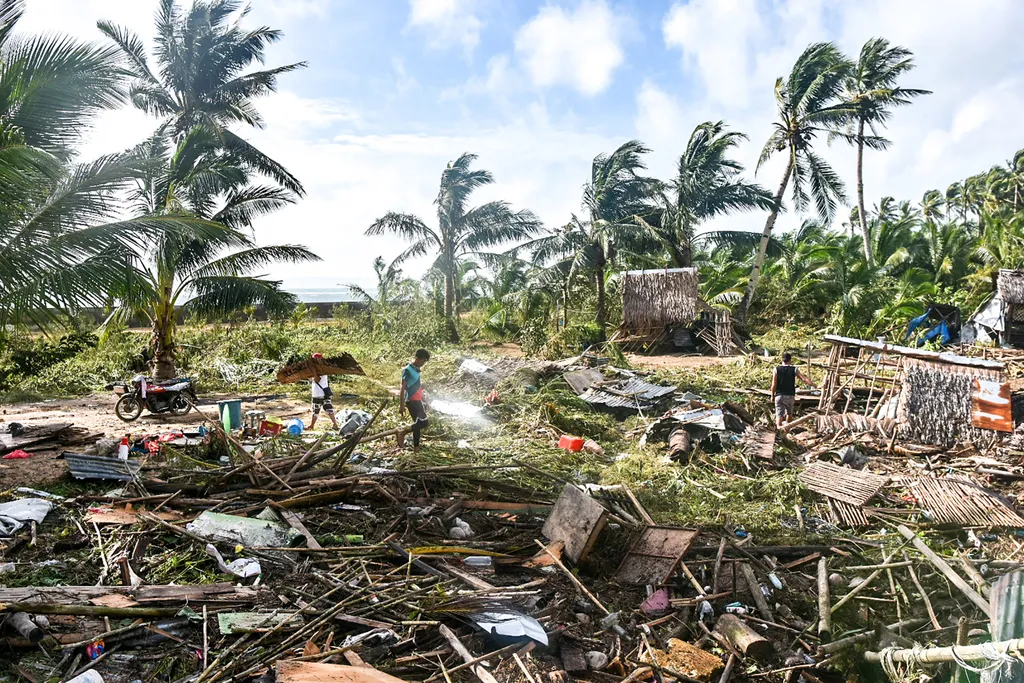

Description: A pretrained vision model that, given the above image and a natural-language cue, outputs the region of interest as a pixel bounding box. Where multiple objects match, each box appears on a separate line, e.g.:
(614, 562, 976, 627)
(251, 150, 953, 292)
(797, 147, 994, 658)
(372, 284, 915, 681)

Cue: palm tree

(644, 121, 776, 267)
(0, 1, 221, 328)
(117, 131, 318, 379)
(739, 42, 852, 322)
(98, 0, 304, 195)
(838, 38, 929, 264)
(366, 152, 542, 341)
(346, 256, 409, 312)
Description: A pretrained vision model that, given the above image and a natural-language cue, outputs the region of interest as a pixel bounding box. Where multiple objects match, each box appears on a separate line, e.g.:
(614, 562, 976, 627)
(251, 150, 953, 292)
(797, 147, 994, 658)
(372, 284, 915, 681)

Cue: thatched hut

(621, 268, 700, 332)
(819, 335, 1012, 446)
(619, 268, 734, 355)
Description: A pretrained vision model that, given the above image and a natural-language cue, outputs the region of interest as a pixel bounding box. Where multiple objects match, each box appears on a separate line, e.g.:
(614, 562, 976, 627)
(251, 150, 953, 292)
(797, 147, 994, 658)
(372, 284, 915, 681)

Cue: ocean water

(289, 287, 364, 303)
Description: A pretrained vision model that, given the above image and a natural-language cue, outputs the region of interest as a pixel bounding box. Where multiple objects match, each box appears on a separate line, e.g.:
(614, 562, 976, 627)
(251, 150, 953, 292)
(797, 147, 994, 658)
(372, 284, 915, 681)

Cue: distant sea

(288, 287, 366, 303)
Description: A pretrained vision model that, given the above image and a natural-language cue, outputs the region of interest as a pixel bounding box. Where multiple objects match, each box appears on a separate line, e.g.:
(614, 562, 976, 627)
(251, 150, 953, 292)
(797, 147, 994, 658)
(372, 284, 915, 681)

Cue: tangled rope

(878, 641, 1024, 682)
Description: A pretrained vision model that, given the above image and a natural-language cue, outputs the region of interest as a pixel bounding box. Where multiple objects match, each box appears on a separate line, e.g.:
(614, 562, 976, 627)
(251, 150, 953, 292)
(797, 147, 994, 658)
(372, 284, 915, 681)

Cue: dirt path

(0, 392, 311, 489)
(627, 352, 745, 371)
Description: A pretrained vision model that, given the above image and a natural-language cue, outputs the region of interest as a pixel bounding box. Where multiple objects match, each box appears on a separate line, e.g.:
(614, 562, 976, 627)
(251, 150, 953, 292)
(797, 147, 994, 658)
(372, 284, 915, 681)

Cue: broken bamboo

(896, 525, 991, 616)
(713, 613, 772, 661)
(816, 557, 831, 641)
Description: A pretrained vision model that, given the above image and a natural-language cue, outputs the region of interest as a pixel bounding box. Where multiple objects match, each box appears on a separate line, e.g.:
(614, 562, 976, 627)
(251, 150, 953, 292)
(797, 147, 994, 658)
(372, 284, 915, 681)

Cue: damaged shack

(617, 268, 736, 356)
(817, 334, 1015, 446)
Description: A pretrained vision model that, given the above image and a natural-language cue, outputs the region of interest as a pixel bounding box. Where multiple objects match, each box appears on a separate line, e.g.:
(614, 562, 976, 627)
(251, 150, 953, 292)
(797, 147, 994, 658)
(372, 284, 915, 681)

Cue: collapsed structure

(617, 268, 736, 356)
(817, 334, 1014, 446)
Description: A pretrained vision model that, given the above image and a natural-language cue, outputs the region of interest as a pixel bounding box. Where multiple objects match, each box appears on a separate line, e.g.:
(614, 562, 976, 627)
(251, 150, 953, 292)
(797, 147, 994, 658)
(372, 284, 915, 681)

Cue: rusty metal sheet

(615, 526, 698, 585)
(971, 378, 1012, 432)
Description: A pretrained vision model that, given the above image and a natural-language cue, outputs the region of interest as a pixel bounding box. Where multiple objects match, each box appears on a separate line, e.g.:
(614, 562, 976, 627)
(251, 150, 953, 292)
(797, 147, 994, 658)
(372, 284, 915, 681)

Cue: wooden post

(740, 563, 774, 622)
(817, 557, 831, 641)
(713, 614, 772, 661)
(4, 613, 44, 644)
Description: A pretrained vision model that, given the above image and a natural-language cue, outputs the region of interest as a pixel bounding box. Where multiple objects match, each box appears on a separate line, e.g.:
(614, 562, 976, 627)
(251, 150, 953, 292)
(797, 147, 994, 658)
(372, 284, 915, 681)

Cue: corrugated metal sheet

(971, 378, 1013, 432)
(579, 378, 676, 409)
(65, 453, 141, 481)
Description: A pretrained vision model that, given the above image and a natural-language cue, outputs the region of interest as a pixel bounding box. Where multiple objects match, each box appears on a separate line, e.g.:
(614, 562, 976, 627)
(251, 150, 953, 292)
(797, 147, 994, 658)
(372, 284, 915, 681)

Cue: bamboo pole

(897, 525, 991, 617)
(817, 557, 831, 641)
(903, 551, 941, 631)
(534, 540, 609, 615)
(864, 637, 1024, 665)
(740, 563, 774, 622)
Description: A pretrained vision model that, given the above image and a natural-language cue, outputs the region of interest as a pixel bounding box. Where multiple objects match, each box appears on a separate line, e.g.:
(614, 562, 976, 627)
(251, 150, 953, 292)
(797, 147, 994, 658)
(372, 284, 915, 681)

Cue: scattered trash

(205, 544, 262, 579)
(1, 449, 31, 459)
(0, 498, 53, 537)
(448, 517, 474, 540)
(186, 510, 303, 548)
(469, 611, 548, 646)
(557, 434, 584, 451)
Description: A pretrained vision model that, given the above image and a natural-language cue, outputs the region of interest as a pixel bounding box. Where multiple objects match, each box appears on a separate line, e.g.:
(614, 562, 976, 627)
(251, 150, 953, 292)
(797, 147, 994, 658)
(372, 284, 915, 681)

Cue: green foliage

(16, 328, 146, 395)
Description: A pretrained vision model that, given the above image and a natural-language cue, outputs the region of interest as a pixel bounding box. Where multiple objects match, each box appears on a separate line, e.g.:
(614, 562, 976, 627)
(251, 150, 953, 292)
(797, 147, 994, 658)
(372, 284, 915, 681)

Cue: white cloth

(311, 376, 329, 399)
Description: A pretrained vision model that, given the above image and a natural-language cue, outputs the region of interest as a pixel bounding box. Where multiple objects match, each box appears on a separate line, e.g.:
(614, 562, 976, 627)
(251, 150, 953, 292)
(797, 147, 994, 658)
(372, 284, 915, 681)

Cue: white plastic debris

(448, 517, 474, 540)
(586, 651, 609, 670)
(15, 487, 64, 501)
(470, 611, 548, 646)
(205, 544, 262, 579)
(459, 358, 494, 375)
(0, 498, 53, 537)
(186, 510, 301, 547)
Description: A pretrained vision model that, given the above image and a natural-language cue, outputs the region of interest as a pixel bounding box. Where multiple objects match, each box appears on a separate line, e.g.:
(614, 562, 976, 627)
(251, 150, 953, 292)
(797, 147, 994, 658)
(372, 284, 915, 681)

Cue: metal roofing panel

(65, 453, 141, 481)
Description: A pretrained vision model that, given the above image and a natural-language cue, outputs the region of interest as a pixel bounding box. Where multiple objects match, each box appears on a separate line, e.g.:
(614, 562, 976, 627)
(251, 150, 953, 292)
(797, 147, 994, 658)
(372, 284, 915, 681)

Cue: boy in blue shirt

(398, 349, 430, 452)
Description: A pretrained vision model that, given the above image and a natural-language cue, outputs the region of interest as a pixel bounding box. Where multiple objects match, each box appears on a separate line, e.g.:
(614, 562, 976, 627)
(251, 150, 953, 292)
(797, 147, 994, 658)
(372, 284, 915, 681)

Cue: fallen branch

(896, 525, 990, 617)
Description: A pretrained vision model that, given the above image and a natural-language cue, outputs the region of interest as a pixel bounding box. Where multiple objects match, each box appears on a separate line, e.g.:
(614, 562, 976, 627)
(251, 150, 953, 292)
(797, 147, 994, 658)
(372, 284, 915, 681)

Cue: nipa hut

(963, 269, 1024, 347)
(818, 335, 1013, 446)
(619, 268, 735, 355)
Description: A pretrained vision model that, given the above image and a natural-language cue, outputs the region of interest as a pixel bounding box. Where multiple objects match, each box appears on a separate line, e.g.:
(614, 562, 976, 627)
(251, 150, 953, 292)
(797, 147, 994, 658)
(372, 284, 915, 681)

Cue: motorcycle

(107, 375, 197, 422)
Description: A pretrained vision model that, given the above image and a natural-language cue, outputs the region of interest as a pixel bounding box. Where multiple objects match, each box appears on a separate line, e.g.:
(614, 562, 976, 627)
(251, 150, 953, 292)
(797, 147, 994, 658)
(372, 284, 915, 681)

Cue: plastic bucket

(286, 418, 304, 436)
(218, 400, 243, 430)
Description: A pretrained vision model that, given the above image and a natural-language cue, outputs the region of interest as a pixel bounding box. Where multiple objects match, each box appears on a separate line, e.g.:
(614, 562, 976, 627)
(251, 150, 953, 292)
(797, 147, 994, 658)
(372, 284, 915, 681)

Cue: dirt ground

(0, 392, 311, 489)
(626, 352, 744, 371)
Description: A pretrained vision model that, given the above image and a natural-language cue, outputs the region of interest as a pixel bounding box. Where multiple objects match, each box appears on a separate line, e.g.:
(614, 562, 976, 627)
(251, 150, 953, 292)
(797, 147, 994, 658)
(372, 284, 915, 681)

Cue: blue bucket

(286, 418, 304, 436)
(218, 400, 243, 430)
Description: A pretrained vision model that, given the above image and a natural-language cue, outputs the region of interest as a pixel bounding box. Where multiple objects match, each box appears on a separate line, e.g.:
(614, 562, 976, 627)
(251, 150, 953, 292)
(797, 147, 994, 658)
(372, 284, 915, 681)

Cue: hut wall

(621, 269, 699, 333)
(897, 357, 1006, 446)
(997, 269, 1024, 305)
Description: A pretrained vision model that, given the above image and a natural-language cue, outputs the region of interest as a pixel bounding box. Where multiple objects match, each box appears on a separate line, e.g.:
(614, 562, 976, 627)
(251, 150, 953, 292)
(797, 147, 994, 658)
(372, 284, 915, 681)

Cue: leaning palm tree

(581, 140, 660, 336)
(98, 0, 304, 194)
(837, 38, 929, 264)
(739, 42, 852, 322)
(0, 0, 221, 328)
(116, 130, 318, 379)
(366, 152, 542, 341)
(645, 121, 777, 267)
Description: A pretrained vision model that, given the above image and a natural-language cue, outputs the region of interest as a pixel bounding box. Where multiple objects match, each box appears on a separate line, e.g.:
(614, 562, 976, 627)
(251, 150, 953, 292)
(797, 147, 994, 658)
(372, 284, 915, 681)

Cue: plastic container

(259, 420, 282, 436)
(117, 436, 129, 461)
(463, 556, 493, 569)
(217, 399, 243, 431)
(558, 435, 585, 452)
(66, 671, 105, 683)
(285, 418, 304, 436)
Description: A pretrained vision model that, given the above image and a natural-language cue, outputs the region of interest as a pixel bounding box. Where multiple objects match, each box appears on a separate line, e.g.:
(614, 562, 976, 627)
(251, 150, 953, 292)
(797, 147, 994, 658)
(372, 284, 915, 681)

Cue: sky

(19, 0, 1024, 291)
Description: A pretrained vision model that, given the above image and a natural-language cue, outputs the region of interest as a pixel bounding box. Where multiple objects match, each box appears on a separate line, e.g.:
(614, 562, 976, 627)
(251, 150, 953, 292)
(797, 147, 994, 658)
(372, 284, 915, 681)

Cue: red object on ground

(260, 420, 283, 436)
(558, 435, 585, 452)
(1, 449, 31, 459)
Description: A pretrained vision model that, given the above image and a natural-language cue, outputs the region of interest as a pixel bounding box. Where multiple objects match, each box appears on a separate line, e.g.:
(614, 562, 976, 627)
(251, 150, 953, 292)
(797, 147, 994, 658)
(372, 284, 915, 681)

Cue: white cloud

(407, 0, 482, 54)
(515, 0, 625, 96)
(663, 0, 763, 108)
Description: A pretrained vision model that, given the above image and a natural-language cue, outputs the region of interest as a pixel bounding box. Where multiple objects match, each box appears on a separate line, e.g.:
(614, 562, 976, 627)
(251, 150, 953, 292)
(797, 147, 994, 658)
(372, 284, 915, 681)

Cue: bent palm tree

(99, 0, 304, 194)
(740, 42, 851, 322)
(117, 131, 318, 379)
(0, 1, 220, 328)
(645, 121, 776, 267)
(366, 152, 542, 341)
(838, 38, 929, 264)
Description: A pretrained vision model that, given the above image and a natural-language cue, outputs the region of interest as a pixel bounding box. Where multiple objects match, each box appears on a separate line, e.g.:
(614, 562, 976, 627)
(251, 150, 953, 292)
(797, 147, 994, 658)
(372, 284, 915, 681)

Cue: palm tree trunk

(443, 261, 459, 343)
(856, 119, 873, 265)
(595, 254, 607, 341)
(738, 154, 794, 323)
(152, 289, 176, 380)
(562, 279, 570, 329)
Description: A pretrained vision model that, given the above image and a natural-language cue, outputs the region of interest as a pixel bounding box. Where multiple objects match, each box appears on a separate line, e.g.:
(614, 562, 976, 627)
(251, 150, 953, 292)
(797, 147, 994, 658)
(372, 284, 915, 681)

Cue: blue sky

(22, 0, 1024, 290)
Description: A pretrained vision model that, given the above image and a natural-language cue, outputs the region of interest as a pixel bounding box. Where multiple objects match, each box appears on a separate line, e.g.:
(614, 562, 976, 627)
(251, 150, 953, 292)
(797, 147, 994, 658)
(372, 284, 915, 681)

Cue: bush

(18, 329, 147, 395)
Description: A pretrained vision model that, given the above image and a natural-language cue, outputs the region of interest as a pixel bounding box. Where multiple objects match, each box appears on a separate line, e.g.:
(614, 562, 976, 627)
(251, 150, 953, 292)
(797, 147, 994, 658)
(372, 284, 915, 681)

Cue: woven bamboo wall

(621, 269, 699, 332)
(997, 269, 1024, 304)
(897, 357, 1006, 446)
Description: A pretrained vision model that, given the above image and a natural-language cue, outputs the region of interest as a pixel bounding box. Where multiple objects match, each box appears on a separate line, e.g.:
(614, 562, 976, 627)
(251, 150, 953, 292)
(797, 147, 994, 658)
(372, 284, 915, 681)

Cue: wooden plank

(276, 661, 405, 683)
(277, 508, 323, 550)
(615, 526, 698, 585)
(541, 484, 607, 563)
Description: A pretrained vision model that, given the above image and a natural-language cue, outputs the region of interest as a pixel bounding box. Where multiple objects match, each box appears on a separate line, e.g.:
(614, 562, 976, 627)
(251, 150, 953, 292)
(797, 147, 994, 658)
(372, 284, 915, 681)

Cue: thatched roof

(276, 353, 365, 384)
(997, 269, 1024, 304)
(621, 268, 700, 332)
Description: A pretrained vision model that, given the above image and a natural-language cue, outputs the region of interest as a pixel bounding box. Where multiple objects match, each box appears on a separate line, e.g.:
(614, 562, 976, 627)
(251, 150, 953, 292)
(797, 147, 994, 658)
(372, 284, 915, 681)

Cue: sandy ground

(626, 352, 744, 371)
(0, 392, 312, 489)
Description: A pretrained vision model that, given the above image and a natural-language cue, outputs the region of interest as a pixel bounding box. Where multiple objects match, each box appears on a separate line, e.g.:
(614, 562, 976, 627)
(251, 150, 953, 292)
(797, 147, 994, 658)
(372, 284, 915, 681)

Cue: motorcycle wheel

(115, 395, 144, 422)
(171, 394, 193, 416)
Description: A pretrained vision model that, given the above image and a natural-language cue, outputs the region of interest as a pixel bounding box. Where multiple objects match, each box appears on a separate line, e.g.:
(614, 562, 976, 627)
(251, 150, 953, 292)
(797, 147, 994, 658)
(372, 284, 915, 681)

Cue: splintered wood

(541, 484, 608, 563)
(897, 475, 1024, 527)
(615, 526, 698, 585)
(798, 461, 889, 506)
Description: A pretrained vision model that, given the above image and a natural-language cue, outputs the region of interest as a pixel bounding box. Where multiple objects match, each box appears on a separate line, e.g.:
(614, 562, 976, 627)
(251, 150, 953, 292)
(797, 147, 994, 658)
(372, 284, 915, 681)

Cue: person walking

(771, 351, 815, 428)
(398, 349, 430, 452)
(309, 353, 339, 430)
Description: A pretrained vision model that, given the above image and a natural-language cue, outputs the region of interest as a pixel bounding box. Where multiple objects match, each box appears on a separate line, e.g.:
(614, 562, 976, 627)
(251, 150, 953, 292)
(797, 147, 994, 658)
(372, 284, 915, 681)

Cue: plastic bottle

(117, 436, 129, 461)
(463, 556, 493, 569)
(66, 671, 105, 683)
